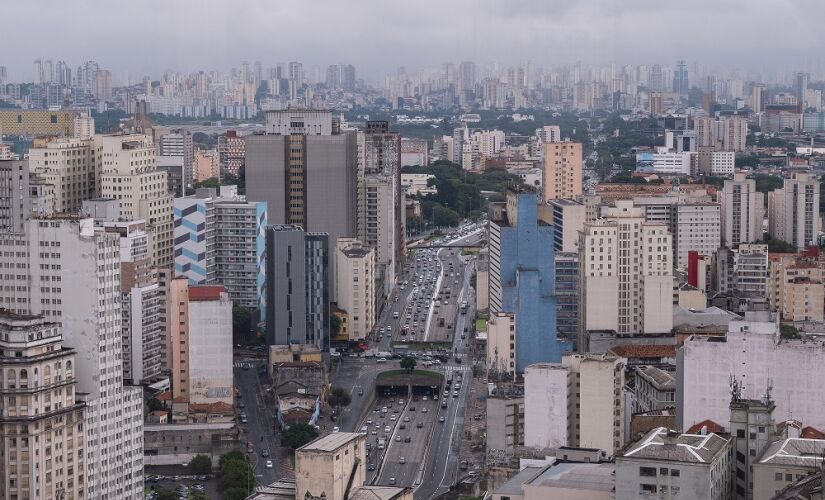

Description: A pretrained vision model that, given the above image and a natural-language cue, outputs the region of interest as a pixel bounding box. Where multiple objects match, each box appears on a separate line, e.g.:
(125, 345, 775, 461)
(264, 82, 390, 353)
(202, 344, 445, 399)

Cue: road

(234, 363, 284, 486)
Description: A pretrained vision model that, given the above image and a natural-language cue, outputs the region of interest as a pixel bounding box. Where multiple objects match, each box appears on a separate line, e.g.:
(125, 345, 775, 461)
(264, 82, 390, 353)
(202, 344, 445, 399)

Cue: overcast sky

(3, 0, 824, 82)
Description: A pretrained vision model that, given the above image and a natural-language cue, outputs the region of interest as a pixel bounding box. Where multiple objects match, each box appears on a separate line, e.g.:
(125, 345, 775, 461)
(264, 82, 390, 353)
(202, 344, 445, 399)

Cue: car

(357, 387, 364, 396)
(332, 426, 339, 432)
(390, 415, 397, 421)
(366, 419, 373, 425)
(403, 416, 410, 422)
(265, 460, 273, 469)
(360, 425, 369, 434)
(384, 426, 391, 433)
(417, 421, 424, 428)
(376, 358, 387, 363)
(443, 390, 449, 397)
(422, 407, 429, 413)
(395, 435, 401, 442)
(238, 402, 245, 409)
(399, 423, 406, 430)
(368, 463, 375, 471)
(404, 436, 411, 443)
(261, 449, 270, 458)
(422, 396, 428, 401)
(399, 457, 406, 464)
(439, 416, 446, 423)
(240, 416, 248, 423)
(371, 429, 377, 435)
(389, 478, 396, 485)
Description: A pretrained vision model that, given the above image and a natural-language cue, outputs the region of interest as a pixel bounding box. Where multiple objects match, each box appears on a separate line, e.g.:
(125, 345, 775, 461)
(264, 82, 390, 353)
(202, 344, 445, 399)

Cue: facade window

(639, 467, 656, 477)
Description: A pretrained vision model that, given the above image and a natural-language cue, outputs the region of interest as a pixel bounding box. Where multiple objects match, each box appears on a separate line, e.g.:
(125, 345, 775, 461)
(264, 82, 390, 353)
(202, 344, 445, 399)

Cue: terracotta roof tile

(687, 419, 726, 434)
(609, 344, 677, 358)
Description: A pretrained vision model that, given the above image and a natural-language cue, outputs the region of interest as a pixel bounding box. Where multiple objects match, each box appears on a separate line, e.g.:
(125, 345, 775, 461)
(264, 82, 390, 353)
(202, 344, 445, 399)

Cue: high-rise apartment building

(28, 138, 98, 214)
(541, 141, 582, 201)
(751, 83, 765, 114)
(0, 312, 87, 500)
(217, 131, 245, 177)
(246, 110, 357, 298)
(578, 200, 673, 350)
(264, 225, 329, 349)
(0, 159, 29, 233)
(672, 202, 721, 270)
(488, 189, 572, 371)
(720, 172, 764, 247)
(335, 239, 375, 341)
(794, 72, 809, 108)
(156, 129, 194, 190)
(714, 244, 769, 296)
(0, 217, 144, 499)
(768, 173, 820, 249)
(359, 121, 403, 298)
(173, 188, 267, 313)
(673, 60, 689, 95)
(186, 285, 233, 406)
(97, 134, 173, 268)
(554, 252, 580, 343)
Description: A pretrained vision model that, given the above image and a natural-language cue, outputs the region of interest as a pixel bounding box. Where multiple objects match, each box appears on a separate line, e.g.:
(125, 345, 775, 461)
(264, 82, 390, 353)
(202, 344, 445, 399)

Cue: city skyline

(3, 0, 825, 81)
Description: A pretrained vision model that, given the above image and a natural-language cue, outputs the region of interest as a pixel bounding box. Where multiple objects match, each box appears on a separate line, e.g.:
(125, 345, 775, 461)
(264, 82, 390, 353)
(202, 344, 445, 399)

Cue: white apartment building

(695, 115, 748, 152)
(768, 172, 821, 249)
(486, 312, 515, 379)
(678, 311, 825, 433)
(0, 218, 144, 499)
(636, 150, 692, 175)
(563, 353, 626, 455)
(28, 138, 98, 213)
(524, 363, 568, 450)
(710, 151, 736, 175)
(0, 312, 87, 500)
(97, 133, 173, 268)
(335, 239, 375, 341)
(542, 141, 583, 201)
(720, 172, 765, 247)
(578, 200, 673, 350)
(536, 125, 561, 144)
(673, 203, 721, 270)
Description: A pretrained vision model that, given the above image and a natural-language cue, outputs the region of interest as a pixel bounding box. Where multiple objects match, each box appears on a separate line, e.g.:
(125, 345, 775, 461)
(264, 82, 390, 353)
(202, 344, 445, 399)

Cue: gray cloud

(3, 0, 825, 82)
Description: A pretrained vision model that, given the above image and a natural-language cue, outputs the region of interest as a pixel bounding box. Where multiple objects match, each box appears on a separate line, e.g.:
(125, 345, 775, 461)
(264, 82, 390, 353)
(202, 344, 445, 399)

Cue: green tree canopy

(327, 387, 351, 408)
(400, 356, 416, 373)
(281, 423, 319, 449)
(218, 453, 254, 494)
(189, 454, 212, 475)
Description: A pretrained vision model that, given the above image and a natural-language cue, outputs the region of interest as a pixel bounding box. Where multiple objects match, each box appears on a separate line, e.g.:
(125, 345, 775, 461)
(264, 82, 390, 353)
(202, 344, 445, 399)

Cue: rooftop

(636, 366, 676, 390)
(758, 437, 825, 468)
(686, 420, 726, 434)
(529, 462, 615, 492)
(188, 285, 227, 301)
(621, 427, 730, 464)
(493, 466, 543, 496)
(609, 344, 677, 359)
(298, 432, 362, 453)
(348, 486, 409, 500)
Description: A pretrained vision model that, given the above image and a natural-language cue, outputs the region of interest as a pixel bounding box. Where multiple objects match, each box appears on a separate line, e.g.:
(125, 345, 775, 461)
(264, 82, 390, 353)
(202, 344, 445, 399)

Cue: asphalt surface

(234, 363, 284, 486)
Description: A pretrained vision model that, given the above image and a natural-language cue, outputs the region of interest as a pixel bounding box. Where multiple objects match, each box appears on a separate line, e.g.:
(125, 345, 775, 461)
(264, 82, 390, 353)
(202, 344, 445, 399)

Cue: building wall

(721, 173, 764, 247)
(295, 434, 366, 500)
(169, 278, 190, 401)
(768, 173, 820, 249)
(0, 159, 30, 233)
(486, 313, 515, 378)
(616, 458, 722, 500)
(29, 138, 97, 214)
(486, 396, 525, 453)
(554, 252, 579, 343)
(0, 110, 76, 136)
(475, 247, 489, 312)
(678, 316, 825, 432)
(564, 354, 625, 454)
(674, 203, 721, 270)
(524, 364, 568, 450)
(188, 289, 233, 405)
(335, 239, 375, 340)
(542, 142, 582, 201)
(549, 200, 585, 253)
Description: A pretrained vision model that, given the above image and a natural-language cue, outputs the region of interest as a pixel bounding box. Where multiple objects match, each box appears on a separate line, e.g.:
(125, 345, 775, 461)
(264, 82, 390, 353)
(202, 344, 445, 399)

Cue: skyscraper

(673, 60, 689, 95)
(541, 141, 583, 201)
(794, 71, 809, 109)
(246, 109, 357, 298)
(0, 159, 30, 233)
(768, 172, 820, 249)
(264, 224, 329, 349)
(488, 188, 571, 371)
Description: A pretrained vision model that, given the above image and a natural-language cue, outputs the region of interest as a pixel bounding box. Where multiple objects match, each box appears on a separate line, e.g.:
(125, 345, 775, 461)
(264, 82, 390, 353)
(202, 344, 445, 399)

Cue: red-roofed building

(188, 285, 227, 301)
(609, 344, 677, 366)
(801, 426, 825, 439)
(687, 419, 726, 434)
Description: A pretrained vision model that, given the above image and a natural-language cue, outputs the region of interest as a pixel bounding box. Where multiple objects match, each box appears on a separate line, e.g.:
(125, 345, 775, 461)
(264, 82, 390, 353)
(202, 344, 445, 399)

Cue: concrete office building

(768, 173, 821, 249)
(264, 225, 329, 349)
(673, 202, 721, 270)
(295, 433, 366, 500)
(678, 311, 825, 434)
(246, 110, 357, 299)
(485, 394, 525, 454)
(400, 138, 428, 167)
(97, 133, 173, 269)
(542, 141, 582, 201)
(335, 239, 375, 341)
(156, 128, 194, 189)
(0, 217, 144, 499)
(634, 366, 676, 413)
(616, 427, 731, 500)
(173, 188, 267, 313)
(721, 172, 765, 247)
(28, 137, 98, 214)
(753, 436, 825, 500)
(546, 199, 585, 253)
(475, 246, 489, 312)
(635, 150, 692, 175)
(488, 189, 572, 371)
(193, 149, 220, 182)
(554, 252, 580, 343)
(536, 125, 561, 144)
(0, 312, 87, 500)
(563, 353, 626, 455)
(0, 159, 29, 233)
(729, 397, 777, 500)
(0, 110, 77, 137)
(524, 363, 568, 450)
(486, 312, 516, 378)
(768, 255, 825, 322)
(578, 200, 673, 351)
(709, 151, 735, 175)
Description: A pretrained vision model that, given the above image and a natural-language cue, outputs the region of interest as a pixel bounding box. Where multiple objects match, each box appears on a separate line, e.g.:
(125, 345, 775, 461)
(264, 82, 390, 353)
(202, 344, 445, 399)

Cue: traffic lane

(365, 395, 406, 483)
(234, 366, 280, 485)
(377, 399, 438, 487)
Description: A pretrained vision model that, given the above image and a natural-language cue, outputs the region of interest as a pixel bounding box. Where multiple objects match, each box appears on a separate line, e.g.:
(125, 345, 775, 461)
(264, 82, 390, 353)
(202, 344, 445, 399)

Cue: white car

(265, 460, 273, 469)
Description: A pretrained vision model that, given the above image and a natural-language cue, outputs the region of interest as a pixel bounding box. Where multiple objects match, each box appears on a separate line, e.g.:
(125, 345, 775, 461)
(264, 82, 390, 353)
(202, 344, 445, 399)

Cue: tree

(153, 488, 179, 500)
(189, 454, 212, 475)
(218, 452, 254, 494)
(232, 305, 251, 342)
(400, 356, 416, 373)
(147, 398, 165, 413)
(329, 313, 342, 337)
(432, 205, 460, 227)
(763, 235, 797, 253)
(327, 386, 352, 408)
(224, 487, 251, 500)
(780, 324, 801, 340)
(281, 423, 319, 449)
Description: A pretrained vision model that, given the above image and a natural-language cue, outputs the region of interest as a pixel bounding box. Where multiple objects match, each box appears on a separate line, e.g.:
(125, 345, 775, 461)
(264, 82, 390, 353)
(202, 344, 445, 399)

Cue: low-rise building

(753, 437, 825, 500)
(634, 366, 676, 413)
(486, 393, 525, 454)
(491, 461, 615, 500)
(616, 427, 732, 500)
(524, 363, 568, 450)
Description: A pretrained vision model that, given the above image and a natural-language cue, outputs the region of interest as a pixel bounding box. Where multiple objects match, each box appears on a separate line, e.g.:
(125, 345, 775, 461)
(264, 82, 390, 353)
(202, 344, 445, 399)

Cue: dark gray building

(265, 224, 329, 350)
(246, 109, 357, 301)
(0, 159, 30, 233)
